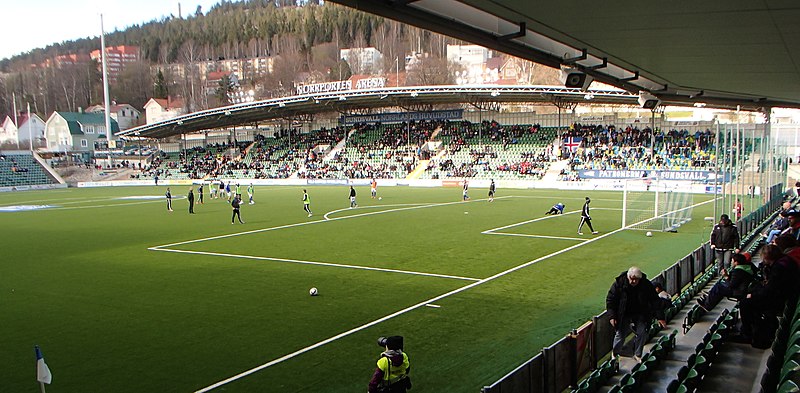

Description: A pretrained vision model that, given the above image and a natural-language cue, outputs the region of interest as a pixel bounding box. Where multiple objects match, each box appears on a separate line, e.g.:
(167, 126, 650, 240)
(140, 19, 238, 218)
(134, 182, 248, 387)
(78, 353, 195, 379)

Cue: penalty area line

(151, 247, 481, 282)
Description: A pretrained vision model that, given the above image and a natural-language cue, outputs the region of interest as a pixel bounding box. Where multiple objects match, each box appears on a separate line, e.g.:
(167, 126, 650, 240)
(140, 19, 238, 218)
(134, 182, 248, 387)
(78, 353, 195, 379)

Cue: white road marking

(151, 247, 481, 281)
(192, 196, 719, 392)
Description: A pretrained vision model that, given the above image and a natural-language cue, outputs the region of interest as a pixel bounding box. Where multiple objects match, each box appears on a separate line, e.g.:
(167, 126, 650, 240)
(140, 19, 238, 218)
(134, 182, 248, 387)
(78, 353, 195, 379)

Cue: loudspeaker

(638, 91, 661, 109)
(560, 68, 594, 90)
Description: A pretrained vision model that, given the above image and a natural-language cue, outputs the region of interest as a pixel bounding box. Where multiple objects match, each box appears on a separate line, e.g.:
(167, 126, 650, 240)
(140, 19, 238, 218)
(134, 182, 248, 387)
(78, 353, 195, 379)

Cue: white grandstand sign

(296, 78, 385, 95)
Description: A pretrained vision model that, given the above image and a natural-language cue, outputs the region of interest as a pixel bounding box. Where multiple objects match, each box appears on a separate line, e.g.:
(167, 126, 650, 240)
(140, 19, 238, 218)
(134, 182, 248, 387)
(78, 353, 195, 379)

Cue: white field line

(323, 203, 430, 220)
(0, 196, 88, 206)
(481, 211, 580, 233)
(485, 232, 588, 241)
(152, 248, 481, 281)
(194, 196, 717, 392)
(52, 199, 169, 211)
(152, 196, 511, 250)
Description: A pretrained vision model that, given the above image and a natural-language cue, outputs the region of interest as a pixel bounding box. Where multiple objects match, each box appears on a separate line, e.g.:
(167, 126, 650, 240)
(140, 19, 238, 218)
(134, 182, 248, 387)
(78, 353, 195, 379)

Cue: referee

(578, 197, 598, 235)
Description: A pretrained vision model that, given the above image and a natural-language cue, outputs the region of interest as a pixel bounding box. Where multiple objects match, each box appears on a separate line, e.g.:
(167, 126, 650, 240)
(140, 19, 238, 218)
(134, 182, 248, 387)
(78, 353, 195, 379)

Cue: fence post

(568, 329, 578, 389)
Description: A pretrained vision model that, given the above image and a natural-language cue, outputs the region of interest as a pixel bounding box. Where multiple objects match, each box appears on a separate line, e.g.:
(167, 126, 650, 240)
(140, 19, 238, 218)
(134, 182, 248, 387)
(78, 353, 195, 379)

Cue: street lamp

(395, 56, 400, 87)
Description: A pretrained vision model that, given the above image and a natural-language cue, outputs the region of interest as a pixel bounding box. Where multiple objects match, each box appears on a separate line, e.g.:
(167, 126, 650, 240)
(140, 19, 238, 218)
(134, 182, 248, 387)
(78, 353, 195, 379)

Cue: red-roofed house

(0, 112, 46, 147)
(143, 98, 186, 125)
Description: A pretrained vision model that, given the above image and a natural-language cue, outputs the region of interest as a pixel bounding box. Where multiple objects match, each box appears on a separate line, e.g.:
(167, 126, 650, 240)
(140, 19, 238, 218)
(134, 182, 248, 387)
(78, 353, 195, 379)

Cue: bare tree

(405, 55, 457, 86)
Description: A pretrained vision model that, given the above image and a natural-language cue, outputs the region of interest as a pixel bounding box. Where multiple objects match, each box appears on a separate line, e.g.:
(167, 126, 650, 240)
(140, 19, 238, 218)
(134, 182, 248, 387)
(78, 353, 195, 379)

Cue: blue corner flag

(35, 345, 52, 385)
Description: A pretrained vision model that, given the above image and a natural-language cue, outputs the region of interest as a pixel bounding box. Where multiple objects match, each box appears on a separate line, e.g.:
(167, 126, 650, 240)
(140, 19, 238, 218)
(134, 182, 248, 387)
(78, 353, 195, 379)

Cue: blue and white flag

(35, 345, 52, 384)
(563, 136, 583, 152)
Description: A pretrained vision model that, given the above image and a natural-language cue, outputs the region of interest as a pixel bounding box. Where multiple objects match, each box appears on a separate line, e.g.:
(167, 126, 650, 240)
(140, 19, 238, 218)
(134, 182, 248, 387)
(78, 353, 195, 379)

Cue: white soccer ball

(378, 197, 382, 200)
(646, 231, 653, 237)
(309, 287, 318, 296)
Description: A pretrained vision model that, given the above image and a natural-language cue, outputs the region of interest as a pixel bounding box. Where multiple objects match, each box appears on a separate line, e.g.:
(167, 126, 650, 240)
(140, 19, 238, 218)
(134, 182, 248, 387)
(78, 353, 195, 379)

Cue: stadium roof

(117, 85, 637, 139)
(328, 0, 800, 110)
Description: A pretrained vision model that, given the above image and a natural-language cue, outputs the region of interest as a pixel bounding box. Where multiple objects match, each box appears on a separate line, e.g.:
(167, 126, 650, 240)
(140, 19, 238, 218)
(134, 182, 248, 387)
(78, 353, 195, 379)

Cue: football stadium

(3, 2, 800, 393)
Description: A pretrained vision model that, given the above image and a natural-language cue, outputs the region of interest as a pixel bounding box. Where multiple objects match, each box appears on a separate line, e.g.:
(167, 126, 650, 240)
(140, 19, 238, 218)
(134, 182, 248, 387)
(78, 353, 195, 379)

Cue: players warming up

(371, 178, 378, 199)
(578, 197, 598, 235)
(303, 189, 313, 217)
(231, 194, 244, 224)
(546, 202, 565, 215)
(165, 187, 173, 211)
(349, 186, 358, 208)
(462, 179, 470, 201)
(209, 181, 217, 199)
(488, 179, 496, 202)
(197, 183, 204, 204)
(187, 188, 195, 214)
(247, 184, 255, 204)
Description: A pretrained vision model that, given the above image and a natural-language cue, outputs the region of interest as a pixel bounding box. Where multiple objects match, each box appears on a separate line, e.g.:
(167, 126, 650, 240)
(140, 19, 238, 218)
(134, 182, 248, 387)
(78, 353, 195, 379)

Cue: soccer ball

(646, 231, 653, 237)
(378, 197, 382, 200)
(309, 287, 318, 296)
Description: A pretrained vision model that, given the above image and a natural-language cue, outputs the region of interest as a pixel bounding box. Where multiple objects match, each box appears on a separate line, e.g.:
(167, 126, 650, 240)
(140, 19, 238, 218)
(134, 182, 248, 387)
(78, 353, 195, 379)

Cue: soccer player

(235, 183, 241, 199)
(578, 197, 598, 235)
(349, 185, 358, 208)
(488, 179, 496, 202)
(303, 189, 312, 217)
(165, 187, 173, 212)
(209, 181, 217, 199)
(231, 194, 244, 224)
(546, 202, 565, 215)
(247, 184, 255, 205)
(462, 179, 470, 201)
(225, 182, 232, 202)
(371, 178, 378, 199)
(187, 188, 195, 214)
(198, 183, 204, 204)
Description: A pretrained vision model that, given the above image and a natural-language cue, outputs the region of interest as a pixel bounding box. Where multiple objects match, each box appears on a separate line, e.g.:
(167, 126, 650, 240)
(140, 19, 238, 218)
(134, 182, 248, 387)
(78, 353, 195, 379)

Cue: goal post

(622, 177, 694, 232)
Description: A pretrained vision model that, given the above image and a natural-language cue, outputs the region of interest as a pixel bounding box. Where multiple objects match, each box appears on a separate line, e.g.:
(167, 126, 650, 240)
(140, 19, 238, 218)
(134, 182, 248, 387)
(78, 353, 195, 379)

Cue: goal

(622, 177, 694, 232)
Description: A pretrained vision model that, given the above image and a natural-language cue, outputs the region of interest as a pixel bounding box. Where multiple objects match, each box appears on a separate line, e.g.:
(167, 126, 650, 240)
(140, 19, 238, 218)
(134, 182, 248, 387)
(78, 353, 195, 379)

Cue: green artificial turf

(1, 185, 716, 392)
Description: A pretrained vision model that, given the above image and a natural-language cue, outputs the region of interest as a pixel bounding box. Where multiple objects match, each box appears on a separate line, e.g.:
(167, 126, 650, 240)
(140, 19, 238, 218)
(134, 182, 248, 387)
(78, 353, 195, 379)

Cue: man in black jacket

(697, 253, 755, 311)
(606, 267, 666, 361)
(710, 214, 740, 271)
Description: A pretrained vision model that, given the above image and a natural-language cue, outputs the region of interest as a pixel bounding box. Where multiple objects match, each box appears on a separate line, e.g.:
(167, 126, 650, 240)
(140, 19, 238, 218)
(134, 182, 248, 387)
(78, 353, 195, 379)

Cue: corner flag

(35, 345, 52, 384)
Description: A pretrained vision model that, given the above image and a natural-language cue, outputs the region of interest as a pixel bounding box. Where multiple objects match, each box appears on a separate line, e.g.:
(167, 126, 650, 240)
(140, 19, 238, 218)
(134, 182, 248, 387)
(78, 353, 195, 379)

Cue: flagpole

(27, 102, 33, 151)
(100, 14, 113, 166)
(13, 92, 19, 150)
(40, 381, 46, 393)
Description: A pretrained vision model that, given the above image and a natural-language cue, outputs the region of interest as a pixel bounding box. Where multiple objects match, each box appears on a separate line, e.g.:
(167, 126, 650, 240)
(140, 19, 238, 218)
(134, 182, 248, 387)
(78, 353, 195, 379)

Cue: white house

(143, 97, 185, 125)
(0, 112, 46, 147)
(44, 110, 120, 155)
(340, 47, 383, 75)
(86, 103, 142, 131)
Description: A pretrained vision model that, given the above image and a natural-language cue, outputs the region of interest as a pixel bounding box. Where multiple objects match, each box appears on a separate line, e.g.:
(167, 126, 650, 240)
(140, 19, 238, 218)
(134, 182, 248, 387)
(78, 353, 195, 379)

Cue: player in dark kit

(578, 197, 598, 235)
(349, 186, 358, 208)
(188, 188, 195, 214)
(488, 179, 496, 202)
(165, 187, 173, 212)
(198, 184, 204, 204)
(546, 202, 565, 215)
(231, 194, 244, 224)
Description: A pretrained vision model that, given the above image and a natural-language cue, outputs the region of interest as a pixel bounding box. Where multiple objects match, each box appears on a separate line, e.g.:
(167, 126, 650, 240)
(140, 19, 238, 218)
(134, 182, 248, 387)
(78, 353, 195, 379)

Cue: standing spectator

(606, 267, 667, 361)
(710, 214, 740, 271)
(488, 179, 496, 202)
(349, 186, 358, 208)
(578, 197, 598, 235)
(187, 188, 195, 214)
(165, 187, 173, 212)
(303, 189, 313, 217)
(231, 194, 244, 224)
(367, 336, 411, 393)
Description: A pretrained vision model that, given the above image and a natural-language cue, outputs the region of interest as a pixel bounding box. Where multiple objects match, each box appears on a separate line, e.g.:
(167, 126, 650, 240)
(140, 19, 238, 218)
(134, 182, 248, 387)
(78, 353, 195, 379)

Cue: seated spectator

(696, 253, 756, 312)
(732, 241, 800, 347)
(652, 281, 672, 312)
(763, 210, 790, 244)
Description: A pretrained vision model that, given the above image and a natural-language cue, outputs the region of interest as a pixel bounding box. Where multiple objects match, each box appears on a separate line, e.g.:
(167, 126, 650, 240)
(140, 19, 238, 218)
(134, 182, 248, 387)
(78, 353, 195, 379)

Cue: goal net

(622, 177, 694, 232)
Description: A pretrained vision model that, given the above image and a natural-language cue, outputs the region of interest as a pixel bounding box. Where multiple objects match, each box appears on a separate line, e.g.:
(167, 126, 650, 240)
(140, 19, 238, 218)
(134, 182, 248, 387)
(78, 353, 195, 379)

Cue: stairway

(541, 159, 569, 182)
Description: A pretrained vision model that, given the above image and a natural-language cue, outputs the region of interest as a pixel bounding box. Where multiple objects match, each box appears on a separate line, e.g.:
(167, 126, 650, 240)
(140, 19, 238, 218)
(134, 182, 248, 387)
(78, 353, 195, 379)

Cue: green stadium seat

(778, 380, 800, 393)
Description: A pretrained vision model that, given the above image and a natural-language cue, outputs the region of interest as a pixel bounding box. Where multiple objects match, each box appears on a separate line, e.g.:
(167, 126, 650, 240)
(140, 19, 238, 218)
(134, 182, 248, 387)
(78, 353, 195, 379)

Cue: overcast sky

(1, 0, 220, 60)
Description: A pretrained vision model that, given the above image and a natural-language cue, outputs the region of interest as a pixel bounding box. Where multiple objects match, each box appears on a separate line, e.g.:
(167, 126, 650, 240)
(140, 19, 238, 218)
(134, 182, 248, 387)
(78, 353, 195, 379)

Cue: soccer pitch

(2, 185, 716, 392)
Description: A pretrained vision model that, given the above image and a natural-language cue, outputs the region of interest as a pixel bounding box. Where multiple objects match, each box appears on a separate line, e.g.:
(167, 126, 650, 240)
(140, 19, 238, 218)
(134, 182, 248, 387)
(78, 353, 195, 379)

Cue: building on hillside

(340, 47, 383, 75)
(448, 44, 504, 85)
(39, 53, 92, 69)
(0, 112, 46, 147)
(86, 103, 142, 130)
(44, 110, 120, 157)
(205, 71, 236, 95)
(90, 45, 140, 83)
(143, 97, 186, 125)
